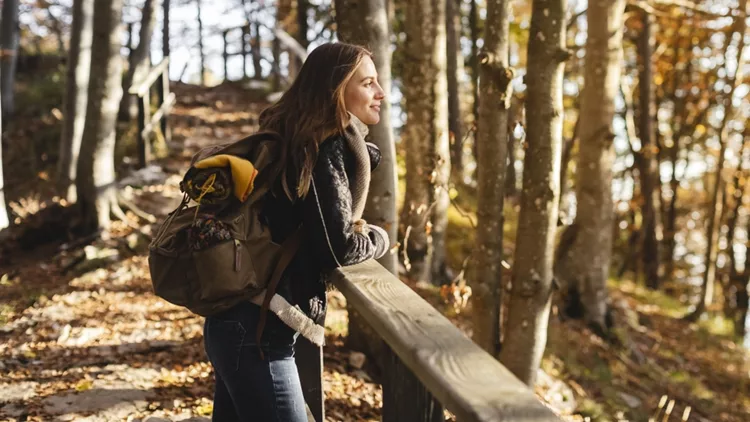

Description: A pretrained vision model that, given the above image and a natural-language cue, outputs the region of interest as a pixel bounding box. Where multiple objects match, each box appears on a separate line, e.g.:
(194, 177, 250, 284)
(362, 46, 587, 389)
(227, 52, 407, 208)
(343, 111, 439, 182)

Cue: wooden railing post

(382, 344, 444, 422)
(271, 34, 281, 91)
(127, 22, 135, 55)
(131, 57, 172, 168)
(137, 91, 151, 168)
(252, 21, 262, 79)
(241, 24, 249, 79)
(222, 29, 229, 81)
(296, 336, 324, 422)
(156, 71, 171, 144)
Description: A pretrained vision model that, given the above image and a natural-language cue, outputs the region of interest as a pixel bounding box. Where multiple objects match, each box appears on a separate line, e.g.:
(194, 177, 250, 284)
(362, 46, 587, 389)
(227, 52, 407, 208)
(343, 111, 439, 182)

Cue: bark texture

(58, 0, 94, 202)
(469, 0, 512, 356)
(635, 12, 662, 290)
(499, 0, 565, 386)
(0, 0, 19, 117)
(401, 0, 450, 285)
(297, 0, 310, 48)
(555, 0, 625, 335)
(76, 0, 125, 234)
(468, 0, 479, 126)
(197, 0, 205, 85)
(446, 0, 466, 177)
(163, 0, 170, 61)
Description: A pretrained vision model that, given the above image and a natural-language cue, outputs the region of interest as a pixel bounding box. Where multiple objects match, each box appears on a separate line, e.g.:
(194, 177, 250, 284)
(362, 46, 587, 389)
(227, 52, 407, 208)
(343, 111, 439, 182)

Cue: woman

(203, 42, 390, 421)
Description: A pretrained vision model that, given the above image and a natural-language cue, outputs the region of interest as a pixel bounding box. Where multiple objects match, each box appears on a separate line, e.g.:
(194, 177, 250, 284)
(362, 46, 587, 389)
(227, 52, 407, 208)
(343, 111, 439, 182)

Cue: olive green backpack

(148, 132, 302, 337)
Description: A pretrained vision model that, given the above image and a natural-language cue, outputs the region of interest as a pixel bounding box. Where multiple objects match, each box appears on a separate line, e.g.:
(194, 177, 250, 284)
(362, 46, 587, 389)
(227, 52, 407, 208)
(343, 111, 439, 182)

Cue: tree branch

(566, 9, 586, 31)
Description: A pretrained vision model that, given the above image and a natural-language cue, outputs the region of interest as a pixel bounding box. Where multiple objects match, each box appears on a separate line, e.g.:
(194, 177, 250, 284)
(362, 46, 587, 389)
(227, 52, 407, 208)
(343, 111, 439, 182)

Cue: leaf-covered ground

(1, 82, 748, 421)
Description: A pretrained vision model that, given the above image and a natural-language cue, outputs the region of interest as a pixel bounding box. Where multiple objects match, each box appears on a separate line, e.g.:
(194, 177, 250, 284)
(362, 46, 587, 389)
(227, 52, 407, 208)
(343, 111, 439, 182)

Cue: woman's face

(343, 56, 386, 125)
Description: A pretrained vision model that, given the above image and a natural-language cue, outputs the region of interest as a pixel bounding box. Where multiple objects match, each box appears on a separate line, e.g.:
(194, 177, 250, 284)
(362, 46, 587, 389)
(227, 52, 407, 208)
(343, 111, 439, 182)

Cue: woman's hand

(352, 219, 370, 235)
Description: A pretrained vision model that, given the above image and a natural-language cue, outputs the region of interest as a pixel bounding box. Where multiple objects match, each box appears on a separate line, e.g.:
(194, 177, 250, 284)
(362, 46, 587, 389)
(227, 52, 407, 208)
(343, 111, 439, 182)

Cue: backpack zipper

(234, 239, 241, 271)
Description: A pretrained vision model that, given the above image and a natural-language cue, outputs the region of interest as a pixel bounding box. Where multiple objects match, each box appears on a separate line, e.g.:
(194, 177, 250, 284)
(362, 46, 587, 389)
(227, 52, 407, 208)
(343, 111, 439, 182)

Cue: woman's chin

(364, 114, 380, 125)
(350, 110, 380, 126)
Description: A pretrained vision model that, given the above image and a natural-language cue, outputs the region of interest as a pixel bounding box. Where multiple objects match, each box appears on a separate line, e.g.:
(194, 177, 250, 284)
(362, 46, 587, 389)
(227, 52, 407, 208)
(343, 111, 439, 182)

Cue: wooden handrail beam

(130, 57, 170, 97)
(331, 260, 561, 422)
(140, 92, 175, 139)
(273, 28, 307, 61)
(224, 21, 307, 60)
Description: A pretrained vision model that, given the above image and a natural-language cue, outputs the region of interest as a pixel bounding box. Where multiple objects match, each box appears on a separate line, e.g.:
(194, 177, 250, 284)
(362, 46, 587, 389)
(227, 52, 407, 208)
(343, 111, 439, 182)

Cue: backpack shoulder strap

(254, 227, 304, 359)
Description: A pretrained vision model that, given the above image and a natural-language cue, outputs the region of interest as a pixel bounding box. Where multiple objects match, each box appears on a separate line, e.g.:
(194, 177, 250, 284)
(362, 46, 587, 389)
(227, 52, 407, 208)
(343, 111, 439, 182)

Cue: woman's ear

(366, 142, 381, 171)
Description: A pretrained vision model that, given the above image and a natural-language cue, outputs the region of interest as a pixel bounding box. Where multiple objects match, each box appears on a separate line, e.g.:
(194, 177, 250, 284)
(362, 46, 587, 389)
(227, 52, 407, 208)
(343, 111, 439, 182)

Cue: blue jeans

(204, 302, 308, 422)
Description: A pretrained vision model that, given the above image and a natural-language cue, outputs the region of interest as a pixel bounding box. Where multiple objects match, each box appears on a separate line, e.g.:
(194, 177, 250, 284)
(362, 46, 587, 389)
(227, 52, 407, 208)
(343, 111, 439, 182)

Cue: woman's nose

(375, 83, 386, 100)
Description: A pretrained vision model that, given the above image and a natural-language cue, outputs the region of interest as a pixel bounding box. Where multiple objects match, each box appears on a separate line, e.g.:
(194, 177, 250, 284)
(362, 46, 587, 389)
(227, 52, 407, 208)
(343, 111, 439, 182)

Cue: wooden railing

(220, 23, 307, 84)
(296, 260, 561, 422)
(129, 57, 174, 168)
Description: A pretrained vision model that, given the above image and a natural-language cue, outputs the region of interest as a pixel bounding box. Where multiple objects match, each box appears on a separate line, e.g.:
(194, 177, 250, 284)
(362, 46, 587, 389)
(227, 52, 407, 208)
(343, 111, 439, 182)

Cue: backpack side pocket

(193, 238, 259, 301)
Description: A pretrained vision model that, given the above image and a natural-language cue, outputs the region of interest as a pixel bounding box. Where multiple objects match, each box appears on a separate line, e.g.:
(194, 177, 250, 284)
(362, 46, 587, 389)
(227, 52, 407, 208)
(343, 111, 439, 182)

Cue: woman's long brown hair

(259, 42, 371, 200)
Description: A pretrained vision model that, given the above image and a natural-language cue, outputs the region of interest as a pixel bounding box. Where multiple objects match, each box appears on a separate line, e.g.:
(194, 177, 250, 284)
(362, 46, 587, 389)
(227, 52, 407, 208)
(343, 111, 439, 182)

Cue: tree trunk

(662, 51, 695, 281)
(334, 0, 399, 368)
(554, 0, 625, 335)
(735, 279, 749, 337)
(119, 0, 158, 122)
(163, 0, 170, 68)
(335, 0, 398, 275)
(635, 12, 661, 290)
(0, 0, 19, 117)
(499, 0, 566, 386)
(252, 21, 263, 79)
(278, 0, 293, 30)
(558, 117, 578, 215)
(737, 216, 750, 336)
(469, 0, 512, 356)
(272, 6, 284, 91)
(197, 0, 205, 85)
(58, 0, 94, 203)
(0, 68, 8, 230)
(297, 0, 310, 48)
(663, 137, 680, 279)
(725, 143, 747, 279)
(400, 0, 450, 285)
(76, 0, 125, 234)
(468, 0, 479, 127)
(723, 141, 747, 322)
(687, 0, 747, 321)
(446, 0, 465, 179)
(296, 0, 310, 72)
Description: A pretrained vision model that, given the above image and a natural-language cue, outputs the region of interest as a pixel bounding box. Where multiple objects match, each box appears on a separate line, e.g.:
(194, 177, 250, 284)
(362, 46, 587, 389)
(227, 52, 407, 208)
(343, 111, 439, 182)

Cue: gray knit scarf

(344, 113, 371, 222)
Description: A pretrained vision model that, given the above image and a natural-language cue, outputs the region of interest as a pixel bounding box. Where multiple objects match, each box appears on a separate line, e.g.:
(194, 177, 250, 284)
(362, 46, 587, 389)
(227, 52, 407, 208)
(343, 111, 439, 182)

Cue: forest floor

(0, 82, 748, 421)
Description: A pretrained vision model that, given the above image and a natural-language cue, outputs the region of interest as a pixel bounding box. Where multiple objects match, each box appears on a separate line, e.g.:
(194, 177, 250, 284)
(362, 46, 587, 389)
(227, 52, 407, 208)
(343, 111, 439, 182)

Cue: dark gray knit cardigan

(254, 132, 389, 344)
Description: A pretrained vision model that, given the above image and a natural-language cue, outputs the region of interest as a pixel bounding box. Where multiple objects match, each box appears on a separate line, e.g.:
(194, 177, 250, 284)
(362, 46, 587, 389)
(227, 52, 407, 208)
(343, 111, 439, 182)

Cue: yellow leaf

(75, 380, 93, 392)
(196, 402, 214, 416)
